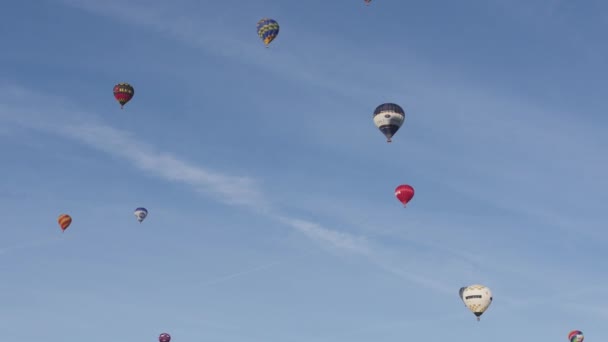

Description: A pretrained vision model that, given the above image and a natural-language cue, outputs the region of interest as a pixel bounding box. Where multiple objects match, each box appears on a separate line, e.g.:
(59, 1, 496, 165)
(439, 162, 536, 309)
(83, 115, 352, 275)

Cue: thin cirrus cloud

(11, 0, 608, 289)
(0, 84, 454, 295)
(7, 85, 589, 311)
(54, 0, 608, 229)
(9, 0, 607, 314)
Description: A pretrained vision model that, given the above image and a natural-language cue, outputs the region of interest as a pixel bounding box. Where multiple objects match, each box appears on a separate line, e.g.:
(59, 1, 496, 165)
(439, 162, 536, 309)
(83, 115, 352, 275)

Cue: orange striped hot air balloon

(58, 214, 72, 232)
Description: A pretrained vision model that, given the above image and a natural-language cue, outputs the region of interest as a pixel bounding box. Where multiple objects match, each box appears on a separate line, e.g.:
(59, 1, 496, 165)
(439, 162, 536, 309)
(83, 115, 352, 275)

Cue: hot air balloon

(569, 331, 584, 342)
(134, 207, 148, 223)
(257, 18, 279, 47)
(159, 333, 171, 342)
(395, 184, 414, 207)
(58, 214, 72, 232)
(113, 82, 134, 109)
(365, 0, 372, 5)
(373, 103, 405, 143)
(459, 284, 493, 321)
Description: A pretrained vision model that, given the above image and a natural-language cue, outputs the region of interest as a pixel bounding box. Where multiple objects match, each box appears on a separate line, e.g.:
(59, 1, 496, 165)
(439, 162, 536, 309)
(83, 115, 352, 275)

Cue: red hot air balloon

(395, 185, 414, 207)
(159, 333, 171, 342)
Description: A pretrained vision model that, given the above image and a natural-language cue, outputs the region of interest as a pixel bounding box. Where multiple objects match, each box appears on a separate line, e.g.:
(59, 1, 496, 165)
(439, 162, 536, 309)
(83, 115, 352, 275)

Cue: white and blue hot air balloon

(459, 284, 493, 321)
(134, 207, 148, 223)
(373, 103, 405, 143)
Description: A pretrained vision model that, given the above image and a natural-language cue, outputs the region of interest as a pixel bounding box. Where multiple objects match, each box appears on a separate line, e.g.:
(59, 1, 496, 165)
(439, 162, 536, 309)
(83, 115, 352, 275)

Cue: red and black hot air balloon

(159, 332, 171, 342)
(395, 184, 414, 207)
(113, 82, 134, 109)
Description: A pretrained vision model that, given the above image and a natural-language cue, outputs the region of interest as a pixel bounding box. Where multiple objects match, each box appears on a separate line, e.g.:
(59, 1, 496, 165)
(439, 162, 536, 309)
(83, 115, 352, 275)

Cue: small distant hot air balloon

(459, 284, 493, 321)
(257, 18, 279, 47)
(113, 82, 134, 109)
(373, 103, 405, 143)
(568, 331, 584, 342)
(134, 207, 148, 223)
(365, 0, 372, 5)
(395, 184, 414, 207)
(159, 333, 171, 342)
(58, 214, 72, 232)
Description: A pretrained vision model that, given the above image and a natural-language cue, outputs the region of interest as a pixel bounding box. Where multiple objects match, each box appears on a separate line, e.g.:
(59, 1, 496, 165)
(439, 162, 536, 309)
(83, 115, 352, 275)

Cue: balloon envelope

(113, 83, 134, 108)
(373, 103, 405, 143)
(134, 207, 148, 223)
(58, 214, 72, 232)
(159, 333, 171, 342)
(257, 18, 279, 47)
(459, 284, 493, 321)
(395, 184, 414, 207)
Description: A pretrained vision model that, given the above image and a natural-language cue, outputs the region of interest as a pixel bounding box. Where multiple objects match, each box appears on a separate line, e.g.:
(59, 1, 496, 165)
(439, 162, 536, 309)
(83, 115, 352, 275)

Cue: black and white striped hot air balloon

(372, 103, 405, 143)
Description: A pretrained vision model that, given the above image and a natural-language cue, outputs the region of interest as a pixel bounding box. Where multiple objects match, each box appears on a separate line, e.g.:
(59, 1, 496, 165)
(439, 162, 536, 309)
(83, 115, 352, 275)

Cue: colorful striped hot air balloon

(256, 18, 279, 47)
(113, 82, 134, 109)
(58, 214, 72, 232)
(568, 331, 584, 342)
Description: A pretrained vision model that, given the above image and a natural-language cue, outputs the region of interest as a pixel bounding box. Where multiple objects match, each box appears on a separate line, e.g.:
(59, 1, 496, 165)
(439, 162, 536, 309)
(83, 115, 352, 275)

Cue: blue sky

(1, 0, 607, 341)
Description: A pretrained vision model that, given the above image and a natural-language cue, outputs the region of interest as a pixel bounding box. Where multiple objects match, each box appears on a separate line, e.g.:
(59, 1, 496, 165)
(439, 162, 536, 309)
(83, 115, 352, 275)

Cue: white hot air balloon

(372, 103, 405, 143)
(134, 207, 148, 223)
(459, 284, 493, 321)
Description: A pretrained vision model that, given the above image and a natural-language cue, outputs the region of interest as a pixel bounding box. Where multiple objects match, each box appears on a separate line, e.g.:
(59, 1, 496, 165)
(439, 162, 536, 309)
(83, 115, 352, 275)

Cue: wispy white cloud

(0, 84, 457, 293)
(0, 86, 268, 210)
(61, 122, 269, 209)
(53, 0, 608, 241)
(275, 216, 372, 255)
(3, 82, 603, 310)
(13, 0, 608, 310)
